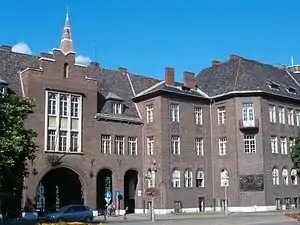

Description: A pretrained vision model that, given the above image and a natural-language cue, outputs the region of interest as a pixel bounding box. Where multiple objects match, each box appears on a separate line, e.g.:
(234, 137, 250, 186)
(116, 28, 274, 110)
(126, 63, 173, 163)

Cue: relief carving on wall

(239, 174, 264, 192)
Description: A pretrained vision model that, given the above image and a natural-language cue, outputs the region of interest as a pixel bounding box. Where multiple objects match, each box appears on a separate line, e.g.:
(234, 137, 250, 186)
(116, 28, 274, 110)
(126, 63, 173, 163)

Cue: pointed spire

(59, 10, 74, 53)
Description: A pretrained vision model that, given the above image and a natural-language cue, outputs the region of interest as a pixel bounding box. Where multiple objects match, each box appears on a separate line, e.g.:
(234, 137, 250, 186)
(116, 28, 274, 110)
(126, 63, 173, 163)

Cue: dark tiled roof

(196, 57, 300, 100)
(128, 73, 162, 95)
(0, 48, 39, 95)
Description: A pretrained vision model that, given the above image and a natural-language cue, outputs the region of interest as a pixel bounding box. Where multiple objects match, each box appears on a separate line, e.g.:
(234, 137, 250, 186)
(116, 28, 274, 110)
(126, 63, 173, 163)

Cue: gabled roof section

(105, 92, 124, 101)
(196, 56, 300, 100)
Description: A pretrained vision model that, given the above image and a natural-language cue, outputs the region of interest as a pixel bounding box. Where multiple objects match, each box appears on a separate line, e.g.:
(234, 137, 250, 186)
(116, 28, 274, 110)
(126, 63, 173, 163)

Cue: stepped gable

(196, 55, 300, 99)
(0, 46, 39, 95)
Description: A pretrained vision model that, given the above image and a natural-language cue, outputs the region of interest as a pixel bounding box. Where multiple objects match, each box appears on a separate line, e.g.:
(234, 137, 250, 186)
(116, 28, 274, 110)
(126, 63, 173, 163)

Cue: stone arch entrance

(96, 169, 113, 210)
(36, 167, 84, 213)
(124, 169, 138, 214)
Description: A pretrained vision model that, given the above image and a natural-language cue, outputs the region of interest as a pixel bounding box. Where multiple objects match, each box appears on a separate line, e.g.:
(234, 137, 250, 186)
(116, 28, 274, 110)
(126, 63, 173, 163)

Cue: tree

(0, 93, 38, 192)
(291, 137, 300, 172)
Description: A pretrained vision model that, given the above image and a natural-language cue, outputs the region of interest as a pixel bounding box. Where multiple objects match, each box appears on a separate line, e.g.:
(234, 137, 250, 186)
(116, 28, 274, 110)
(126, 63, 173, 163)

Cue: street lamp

(221, 169, 229, 216)
(145, 161, 157, 222)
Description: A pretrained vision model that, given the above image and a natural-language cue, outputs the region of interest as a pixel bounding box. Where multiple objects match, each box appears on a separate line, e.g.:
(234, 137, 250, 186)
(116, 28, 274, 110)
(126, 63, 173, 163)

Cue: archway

(124, 170, 138, 214)
(96, 169, 113, 210)
(36, 167, 84, 213)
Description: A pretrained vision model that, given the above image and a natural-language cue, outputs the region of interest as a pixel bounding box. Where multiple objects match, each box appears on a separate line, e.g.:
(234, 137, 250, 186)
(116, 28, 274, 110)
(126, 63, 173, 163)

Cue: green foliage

(0, 93, 38, 190)
(291, 137, 300, 170)
(145, 187, 159, 197)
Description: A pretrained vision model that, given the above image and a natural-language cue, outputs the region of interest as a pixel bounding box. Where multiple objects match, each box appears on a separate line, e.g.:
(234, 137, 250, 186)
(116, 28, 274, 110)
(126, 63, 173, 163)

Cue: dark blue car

(45, 205, 94, 222)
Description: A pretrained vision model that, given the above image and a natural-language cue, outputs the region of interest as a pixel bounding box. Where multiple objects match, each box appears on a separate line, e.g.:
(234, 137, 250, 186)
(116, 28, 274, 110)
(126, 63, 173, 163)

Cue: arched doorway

(96, 169, 113, 210)
(124, 170, 138, 214)
(36, 167, 84, 213)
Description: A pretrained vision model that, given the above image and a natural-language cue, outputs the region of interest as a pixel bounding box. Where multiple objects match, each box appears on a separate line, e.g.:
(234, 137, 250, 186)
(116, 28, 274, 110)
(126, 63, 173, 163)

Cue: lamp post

(221, 170, 229, 216)
(145, 161, 157, 222)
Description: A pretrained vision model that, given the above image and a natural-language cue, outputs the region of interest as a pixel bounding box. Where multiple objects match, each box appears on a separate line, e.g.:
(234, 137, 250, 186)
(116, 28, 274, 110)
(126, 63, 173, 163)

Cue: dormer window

(0, 86, 6, 94)
(112, 102, 122, 114)
(287, 87, 297, 94)
(266, 81, 280, 90)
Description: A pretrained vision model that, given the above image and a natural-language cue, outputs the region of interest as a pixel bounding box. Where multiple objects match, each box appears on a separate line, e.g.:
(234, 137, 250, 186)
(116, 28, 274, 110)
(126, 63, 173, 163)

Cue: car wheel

(85, 217, 92, 223)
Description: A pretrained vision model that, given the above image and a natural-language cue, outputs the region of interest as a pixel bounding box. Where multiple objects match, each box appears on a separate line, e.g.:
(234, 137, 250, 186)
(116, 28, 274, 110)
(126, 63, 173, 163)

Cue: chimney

(229, 54, 243, 61)
(165, 67, 175, 85)
(118, 67, 127, 74)
(212, 60, 221, 66)
(183, 71, 196, 89)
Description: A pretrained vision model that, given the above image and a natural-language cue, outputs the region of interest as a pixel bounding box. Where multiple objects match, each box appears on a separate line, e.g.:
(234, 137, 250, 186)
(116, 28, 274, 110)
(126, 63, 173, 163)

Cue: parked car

(45, 205, 94, 222)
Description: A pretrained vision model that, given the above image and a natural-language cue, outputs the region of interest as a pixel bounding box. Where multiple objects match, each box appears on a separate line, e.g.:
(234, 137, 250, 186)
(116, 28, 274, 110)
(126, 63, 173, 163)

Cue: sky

(0, 0, 300, 81)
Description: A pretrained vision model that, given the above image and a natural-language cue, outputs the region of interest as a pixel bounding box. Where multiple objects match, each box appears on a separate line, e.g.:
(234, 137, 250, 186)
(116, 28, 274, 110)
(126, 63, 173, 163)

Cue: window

(244, 135, 256, 153)
(146, 105, 154, 123)
(220, 169, 229, 187)
(58, 131, 67, 152)
(278, 107, 285, 124)
(112, 102, 122, 114)
(291, 169, 298, 185)
(287, 109, 294, 125)
(184, 169, 193, 187)
(269, 105, 276, 123)
(242, 103, 254, 126)
(47, 130, 56, 151)
(290, 137, 295, 152)
(71, 96, 79, 117)
(217, 106, 226, 124)
(196, 170, 204, 187)
(0, 86, 6, 94)
(195, 138, 203, 156)
(115, 136, 124, 155)
(219, 137, 228, 156)
(147, 136, 154, 155)
(195, 107, 203, 125)
(282, 168, 288, 185)
(272, 168, 279, 185)
(128, 137, 137, 155)
(70, 132, 78, 152)
(48, 92, 57, 115)
(171, 136, 180, 154)
(101, 135, 111, 154)
(280, 137, 287, 154)
(296, 110, 300, 126)
(171, 104, 179, 122)
(63, 63, 69, 78)
(60, 94, 68, 116)
(171, 169, 180, 188)
(271, 136, 278, 154)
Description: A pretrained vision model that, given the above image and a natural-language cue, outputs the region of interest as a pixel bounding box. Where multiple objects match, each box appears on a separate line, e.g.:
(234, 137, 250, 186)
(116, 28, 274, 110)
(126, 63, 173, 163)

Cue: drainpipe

(209, 99, 215, 210)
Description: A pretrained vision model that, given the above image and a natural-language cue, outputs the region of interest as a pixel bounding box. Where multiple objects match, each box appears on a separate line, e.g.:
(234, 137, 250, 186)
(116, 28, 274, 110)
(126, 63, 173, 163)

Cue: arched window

(184, 169, 193, 188)
(282, 168, 288, 185)
(196, 170, 204, 187)
(220, 169, 229, 187)
(171, 169, 180, 188)
(63, 63, 69, 78)
(272, 168, 279, 185)
(291, 169, 297, 185)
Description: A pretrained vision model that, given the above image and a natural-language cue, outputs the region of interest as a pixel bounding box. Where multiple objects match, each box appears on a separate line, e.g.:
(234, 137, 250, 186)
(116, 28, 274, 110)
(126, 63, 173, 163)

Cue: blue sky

(0, 0, 299, 81)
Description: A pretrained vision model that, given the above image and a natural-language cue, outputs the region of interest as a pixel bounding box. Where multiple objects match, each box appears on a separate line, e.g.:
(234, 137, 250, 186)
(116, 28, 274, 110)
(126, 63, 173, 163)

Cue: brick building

(1, 14, 300, 214)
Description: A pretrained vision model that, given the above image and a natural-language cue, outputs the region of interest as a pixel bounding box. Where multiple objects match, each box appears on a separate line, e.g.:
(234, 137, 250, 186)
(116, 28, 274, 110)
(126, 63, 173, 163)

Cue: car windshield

(57, 206, 69, 213)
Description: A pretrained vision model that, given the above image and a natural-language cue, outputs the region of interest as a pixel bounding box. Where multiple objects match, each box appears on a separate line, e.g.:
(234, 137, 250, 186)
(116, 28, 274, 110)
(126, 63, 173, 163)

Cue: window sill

(44, 150, 84, 155)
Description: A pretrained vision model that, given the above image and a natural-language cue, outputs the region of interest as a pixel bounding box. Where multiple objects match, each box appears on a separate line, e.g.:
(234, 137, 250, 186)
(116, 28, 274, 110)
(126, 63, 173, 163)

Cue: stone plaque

(239, 174, 264, 192)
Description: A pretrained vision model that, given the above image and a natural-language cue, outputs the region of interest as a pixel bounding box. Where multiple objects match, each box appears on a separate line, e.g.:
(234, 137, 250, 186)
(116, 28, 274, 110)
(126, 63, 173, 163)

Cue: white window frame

(282, 168, 289, 185)
(112, 102, 122, 114)
(0, 85, 6, 94)
(269, 105, 276, 123)
(287, 108, 294, 125)
(128, 137, 137, 155)
(70, 131, 79, 152)
(101, 135, 112, 154)
(47, 130, 56, 151)
(219, 137, 228, 156)
(195, 138, 203, 156)
(48, 92, 57, 116)
(242, 102, 255, 127)
(291, 169, 298, 185)
(171, 136, 180, 155)
(272, 168, 279, 185)
(172, 169, 180, 188)
(278, 107, 285, 124)
(147, 136, 154, 155)
(280, 137, 287, 155)
(146, 105, 154, 123)
(195, 107, 203, 125)
(217, 106, 226, 125)
(71, 96, 79, 118)
(244, 135, 256, 153)
(115, 136, 124, 155)
(296, 110, 300, 126)
(59, 94, 68, 117)
(58, 130, 68, 152)
(171, 104, 179, 122)
(184, 170, 193, 188)
(271, 136, 278, 154)
(196, 170, 204, 187)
